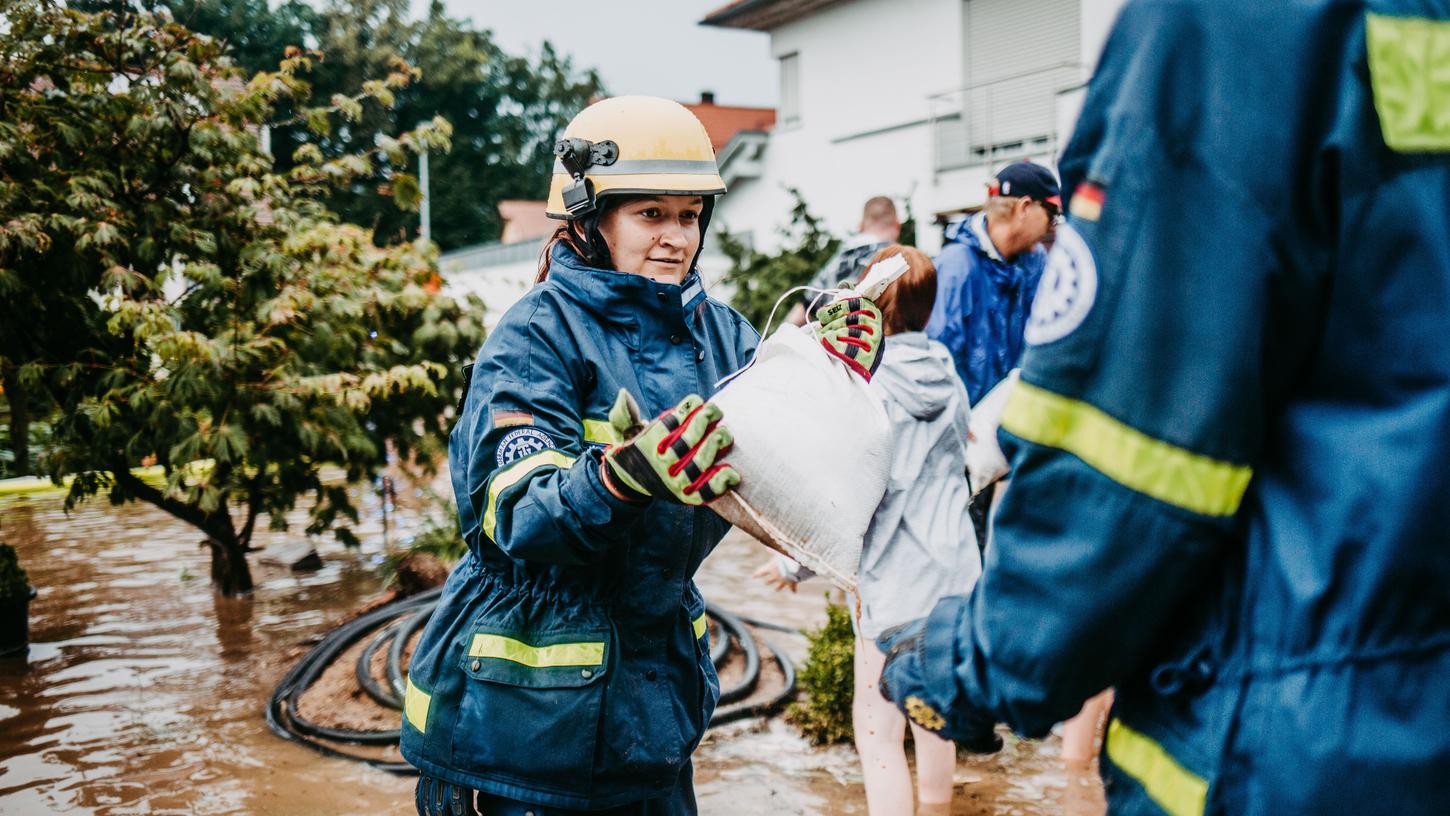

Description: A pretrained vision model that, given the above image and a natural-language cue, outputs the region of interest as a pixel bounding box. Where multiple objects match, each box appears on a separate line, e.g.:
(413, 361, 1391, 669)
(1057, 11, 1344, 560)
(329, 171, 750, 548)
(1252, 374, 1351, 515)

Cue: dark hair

(860, 244, 936, 335)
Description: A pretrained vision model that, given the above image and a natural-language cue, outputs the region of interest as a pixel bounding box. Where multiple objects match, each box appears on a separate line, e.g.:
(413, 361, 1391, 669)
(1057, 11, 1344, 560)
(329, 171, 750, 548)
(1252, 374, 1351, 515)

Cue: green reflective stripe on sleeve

(1366, 13, 1450, 152)
(1001, 381, 1252, 517)
(1106, 718, 1207, 816)
(480, 449, 577, 542)
(693, 611, 707, 640)
(583, 419, 621, 445)
(404, 676, 431, 733)
(467, 633, 605, 667)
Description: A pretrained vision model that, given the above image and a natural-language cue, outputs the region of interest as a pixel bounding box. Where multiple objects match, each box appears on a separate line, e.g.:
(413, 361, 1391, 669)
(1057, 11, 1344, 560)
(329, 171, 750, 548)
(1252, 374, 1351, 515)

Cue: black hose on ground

(708, 618, 729, 667)
(710, 636, 798, 727)
(387, 606, 432, 700)
(710, 606, 760, 706)
(356, 617, 404, 709)
(266, 587, 443, 771)
(268, 591, 799, 774)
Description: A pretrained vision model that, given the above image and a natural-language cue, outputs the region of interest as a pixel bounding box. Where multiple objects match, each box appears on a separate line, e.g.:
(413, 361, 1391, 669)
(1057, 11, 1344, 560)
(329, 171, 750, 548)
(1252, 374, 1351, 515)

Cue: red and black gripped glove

(813, 295, 884, 381)
(600, 389, 740, 506)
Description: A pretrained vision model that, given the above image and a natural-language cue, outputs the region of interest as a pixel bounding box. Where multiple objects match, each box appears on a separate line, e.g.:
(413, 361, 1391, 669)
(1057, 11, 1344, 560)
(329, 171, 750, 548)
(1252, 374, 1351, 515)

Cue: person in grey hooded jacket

(760, 246, 980, 816)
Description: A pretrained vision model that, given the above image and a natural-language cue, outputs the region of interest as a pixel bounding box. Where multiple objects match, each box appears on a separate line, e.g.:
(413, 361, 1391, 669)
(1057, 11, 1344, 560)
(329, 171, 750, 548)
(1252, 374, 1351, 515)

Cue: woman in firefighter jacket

(401, 97, 884, 815)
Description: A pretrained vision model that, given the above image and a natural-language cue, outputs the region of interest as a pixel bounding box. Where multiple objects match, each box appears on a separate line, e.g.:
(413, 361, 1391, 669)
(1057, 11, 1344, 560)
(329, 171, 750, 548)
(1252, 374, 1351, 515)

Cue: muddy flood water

(0, 483, 1104, 815)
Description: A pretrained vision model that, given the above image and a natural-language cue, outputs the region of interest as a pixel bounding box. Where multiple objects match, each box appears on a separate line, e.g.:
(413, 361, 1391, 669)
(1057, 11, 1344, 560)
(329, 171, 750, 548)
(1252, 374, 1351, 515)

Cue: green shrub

(786, 598, 856, 745)
(0, 544, 32, 603)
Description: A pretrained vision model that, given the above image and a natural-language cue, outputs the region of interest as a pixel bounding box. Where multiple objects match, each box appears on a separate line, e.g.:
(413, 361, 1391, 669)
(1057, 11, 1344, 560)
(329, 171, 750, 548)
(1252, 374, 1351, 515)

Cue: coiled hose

(267, 590, 799, 773)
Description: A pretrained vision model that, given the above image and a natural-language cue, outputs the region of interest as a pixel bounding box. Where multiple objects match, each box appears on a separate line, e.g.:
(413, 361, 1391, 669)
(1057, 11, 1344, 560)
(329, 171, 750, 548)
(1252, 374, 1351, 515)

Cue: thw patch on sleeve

(495, 427, 556, 467)
(1026, 223, 1098, 346)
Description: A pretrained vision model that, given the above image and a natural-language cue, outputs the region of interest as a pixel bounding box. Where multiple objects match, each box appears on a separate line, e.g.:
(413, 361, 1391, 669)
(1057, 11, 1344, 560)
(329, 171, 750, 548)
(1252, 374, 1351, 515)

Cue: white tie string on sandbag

(708, 254, 910, 592)
(715, 253, 910, 391)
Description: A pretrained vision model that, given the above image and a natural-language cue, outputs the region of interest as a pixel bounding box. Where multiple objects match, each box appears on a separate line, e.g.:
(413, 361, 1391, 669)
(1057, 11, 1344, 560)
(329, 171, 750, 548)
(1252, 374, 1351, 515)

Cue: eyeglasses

(1037, 200, 1063, 223)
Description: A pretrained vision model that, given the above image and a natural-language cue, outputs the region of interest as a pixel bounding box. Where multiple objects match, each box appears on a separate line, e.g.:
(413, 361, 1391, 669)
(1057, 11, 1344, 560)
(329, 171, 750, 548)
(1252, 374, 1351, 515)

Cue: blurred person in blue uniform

(879, 2, 1450, 814)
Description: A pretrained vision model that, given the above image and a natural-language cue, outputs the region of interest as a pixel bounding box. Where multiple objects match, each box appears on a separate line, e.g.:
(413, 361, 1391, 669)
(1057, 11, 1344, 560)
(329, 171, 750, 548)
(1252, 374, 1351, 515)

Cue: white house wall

(707, 0, 1127, 269)
(710, 0, 965, 260)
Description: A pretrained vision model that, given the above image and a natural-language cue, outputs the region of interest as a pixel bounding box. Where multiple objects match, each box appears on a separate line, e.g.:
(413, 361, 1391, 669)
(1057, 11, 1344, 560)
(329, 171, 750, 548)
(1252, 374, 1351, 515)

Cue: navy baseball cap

(990, 161, 1062, 208)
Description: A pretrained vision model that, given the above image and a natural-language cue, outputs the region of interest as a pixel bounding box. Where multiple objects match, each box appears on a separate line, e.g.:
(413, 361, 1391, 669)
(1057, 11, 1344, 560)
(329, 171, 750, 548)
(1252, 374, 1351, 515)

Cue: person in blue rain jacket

(879, 2, 1450, 814)
(926, 161, 1058, 405)
(401, 96, 884, 816)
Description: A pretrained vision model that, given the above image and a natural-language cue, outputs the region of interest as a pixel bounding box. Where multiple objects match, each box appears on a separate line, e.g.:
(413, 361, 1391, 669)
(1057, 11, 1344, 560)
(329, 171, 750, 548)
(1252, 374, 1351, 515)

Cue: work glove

(877, 618, 1003, 754)
(813, 294, 884, 381)
(600, 388, 740, 505)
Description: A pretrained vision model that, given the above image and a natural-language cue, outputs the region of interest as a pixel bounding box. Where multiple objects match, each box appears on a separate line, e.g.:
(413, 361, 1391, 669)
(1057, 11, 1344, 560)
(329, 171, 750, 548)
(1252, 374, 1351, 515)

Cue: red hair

(860, 244, 936, 335)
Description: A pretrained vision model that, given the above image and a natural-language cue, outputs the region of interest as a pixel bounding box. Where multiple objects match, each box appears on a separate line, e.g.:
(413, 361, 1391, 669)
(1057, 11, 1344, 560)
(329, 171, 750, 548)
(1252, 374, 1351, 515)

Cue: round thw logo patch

(1026, 224, 1098, 346)
(495, 427, 555, 467)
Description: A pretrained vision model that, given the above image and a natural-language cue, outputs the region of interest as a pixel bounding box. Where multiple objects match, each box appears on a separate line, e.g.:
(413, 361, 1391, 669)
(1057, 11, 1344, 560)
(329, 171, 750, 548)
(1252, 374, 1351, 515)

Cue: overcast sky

(421, 0, 779, 108)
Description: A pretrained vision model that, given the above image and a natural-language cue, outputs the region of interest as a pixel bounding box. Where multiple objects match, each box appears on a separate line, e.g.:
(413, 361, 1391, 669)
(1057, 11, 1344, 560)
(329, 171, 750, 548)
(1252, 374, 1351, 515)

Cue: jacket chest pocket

(450, 626, 611, 794)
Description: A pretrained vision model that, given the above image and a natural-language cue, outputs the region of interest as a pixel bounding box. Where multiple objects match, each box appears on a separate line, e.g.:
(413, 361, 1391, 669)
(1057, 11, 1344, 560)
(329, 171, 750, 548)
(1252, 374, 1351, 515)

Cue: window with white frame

(778, 52, 801, 127)
(956, 0, 1081, 164)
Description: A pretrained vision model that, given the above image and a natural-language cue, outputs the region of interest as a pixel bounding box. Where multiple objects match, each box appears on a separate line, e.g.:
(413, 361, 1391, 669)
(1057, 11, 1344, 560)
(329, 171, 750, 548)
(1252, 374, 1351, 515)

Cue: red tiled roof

(683, 100, 777, 152)
(497, 200, 555, 243)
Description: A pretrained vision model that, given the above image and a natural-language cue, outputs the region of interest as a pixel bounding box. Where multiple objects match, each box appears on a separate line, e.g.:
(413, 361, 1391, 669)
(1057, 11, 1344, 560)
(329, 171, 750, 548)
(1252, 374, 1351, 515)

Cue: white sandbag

(966, 369, 1019, 496)
(710, 324, 894, 592)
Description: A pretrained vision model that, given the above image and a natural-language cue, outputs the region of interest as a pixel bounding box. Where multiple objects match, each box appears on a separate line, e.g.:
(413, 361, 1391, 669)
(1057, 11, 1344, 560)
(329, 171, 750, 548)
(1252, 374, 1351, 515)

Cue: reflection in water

(0, 491, 1102, 815)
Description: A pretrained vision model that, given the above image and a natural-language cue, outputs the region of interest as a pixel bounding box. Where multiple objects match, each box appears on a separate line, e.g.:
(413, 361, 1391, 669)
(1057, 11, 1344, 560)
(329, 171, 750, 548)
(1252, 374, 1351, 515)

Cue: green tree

(158, 0, 603, 250)
(718, 189, 842, 330)
(0, 3, 484, 595)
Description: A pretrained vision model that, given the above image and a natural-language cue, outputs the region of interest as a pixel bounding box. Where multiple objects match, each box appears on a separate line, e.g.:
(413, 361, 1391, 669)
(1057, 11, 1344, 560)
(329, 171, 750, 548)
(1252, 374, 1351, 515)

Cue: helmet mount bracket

(554, 138, 619, 218)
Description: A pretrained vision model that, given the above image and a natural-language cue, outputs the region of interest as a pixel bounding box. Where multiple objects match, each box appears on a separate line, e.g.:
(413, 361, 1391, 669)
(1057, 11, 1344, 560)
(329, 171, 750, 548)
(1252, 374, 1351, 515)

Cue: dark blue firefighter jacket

(400, 242, 758, 809)
(884, 2, 1450, 814)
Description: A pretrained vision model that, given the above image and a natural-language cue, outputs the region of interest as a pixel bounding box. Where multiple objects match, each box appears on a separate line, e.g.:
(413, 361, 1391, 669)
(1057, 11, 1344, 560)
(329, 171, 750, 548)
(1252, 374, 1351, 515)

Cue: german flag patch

(492, 410, 534, 429)
(1069, 182, 1105, 222)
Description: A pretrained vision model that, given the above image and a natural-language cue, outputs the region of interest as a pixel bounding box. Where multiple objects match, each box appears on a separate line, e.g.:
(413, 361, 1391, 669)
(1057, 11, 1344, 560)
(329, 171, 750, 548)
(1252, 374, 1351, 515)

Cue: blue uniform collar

(547, 243, 708, 322)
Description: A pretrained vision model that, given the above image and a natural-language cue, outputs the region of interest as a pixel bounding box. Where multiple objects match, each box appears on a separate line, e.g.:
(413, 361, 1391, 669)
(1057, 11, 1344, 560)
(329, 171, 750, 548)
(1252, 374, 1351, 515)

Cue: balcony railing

(929, 62, 1087, 173)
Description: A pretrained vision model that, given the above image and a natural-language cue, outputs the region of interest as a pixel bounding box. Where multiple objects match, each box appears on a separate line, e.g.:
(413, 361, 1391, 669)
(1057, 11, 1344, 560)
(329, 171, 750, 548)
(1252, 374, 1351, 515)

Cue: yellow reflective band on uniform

(480, 450, 577, 542)
(1105, 718, 1207, 816)
(693, 611, 707, 640)
(403, 676, 431, 733)
(1001, 382, 1252, 517)
(583, 419, 621, 445)
(1365, 12, 1450, 153)
(467, 633, 605, 668)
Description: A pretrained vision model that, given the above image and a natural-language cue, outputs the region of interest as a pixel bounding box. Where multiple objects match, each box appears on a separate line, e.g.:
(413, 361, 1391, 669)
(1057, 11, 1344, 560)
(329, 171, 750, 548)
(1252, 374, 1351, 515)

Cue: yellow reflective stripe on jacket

(404, 676, 431, 733)
(480, 449, 577, 542)
(1106, 718, 1207, 816)
(693, 611, 707, 640)
(583, 419, 620, 445)
(1001, 381, 1252, 517)
(1365, 12, 1450, 153)
(468, 633, 605, 668)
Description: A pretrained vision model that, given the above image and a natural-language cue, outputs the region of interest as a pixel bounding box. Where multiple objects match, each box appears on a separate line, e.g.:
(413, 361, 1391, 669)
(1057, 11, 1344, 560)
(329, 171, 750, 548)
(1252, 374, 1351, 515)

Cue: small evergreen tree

(786, 599, 856, 745)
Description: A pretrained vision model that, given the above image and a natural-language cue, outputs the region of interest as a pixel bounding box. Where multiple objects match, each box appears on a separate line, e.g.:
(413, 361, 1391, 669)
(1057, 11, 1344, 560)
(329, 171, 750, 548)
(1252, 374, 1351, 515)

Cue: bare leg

(854, 632, 913, 816)
(909, 721, 956, 814)
(1060, 689, 1114, 763)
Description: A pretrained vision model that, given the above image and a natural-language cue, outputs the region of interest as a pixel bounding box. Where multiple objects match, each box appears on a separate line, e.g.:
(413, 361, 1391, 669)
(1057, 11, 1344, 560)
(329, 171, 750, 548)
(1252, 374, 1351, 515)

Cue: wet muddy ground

(0, 485, 1103, 815)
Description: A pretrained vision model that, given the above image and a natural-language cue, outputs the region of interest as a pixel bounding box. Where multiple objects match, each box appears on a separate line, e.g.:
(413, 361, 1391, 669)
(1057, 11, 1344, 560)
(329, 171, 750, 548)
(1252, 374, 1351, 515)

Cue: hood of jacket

(871, 332, 961, 421)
